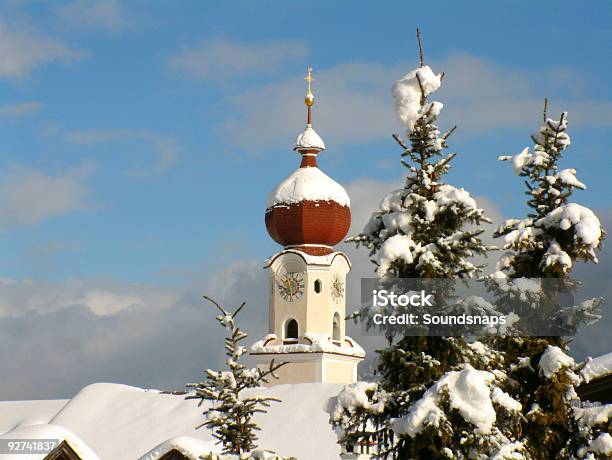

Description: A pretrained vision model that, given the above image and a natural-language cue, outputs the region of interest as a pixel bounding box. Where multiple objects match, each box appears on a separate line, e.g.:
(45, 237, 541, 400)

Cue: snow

(391, 365, 497, 437)
(376, 234, 418, 276)
(0, 383, 344, 460)
(267, 167, 350, 208)
(391, 65, 442, 132)
(581, 352, 612, 383)
(533, 113, 571, 149)
(250, 333, 365, 358)
(139, 436, 217, 460)
(0, 400, 67, 435)
(574, 404, 612, 428)
(536, 203, 603, 248)
(0, 423, 100, 460)
(499, 147, 531, 175)
(586, 432, 612, 456)
(538, 346, 575, 378)
(293, 126, 325, 151)
(555, 168, 586, 189)
(491, 387, 522, 412)
(541, 240, 572, 273)
(433, 184, 478, 212)
(326, 382, 387, 420)
(490, 442, 526, 460)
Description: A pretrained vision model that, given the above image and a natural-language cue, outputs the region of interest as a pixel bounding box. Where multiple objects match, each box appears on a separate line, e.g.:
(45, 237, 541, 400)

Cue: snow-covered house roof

(578, 352, 612, 404)
(0, 383, 344, 460)
(0, 423, 100, 460)
(138, 436, 216, 460)
(581, 352, 612, 383)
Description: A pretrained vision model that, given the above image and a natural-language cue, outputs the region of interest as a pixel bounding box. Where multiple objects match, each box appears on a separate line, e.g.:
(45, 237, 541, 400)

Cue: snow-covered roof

(0, 382, 344, 460)
(0, 423, 100, 460)
(293, 126, 325, 151)
(139, 436, 216, 460)
(581, 352, 612, 383)
(0, 399, 67, 435)
(267, 167, 350, 208)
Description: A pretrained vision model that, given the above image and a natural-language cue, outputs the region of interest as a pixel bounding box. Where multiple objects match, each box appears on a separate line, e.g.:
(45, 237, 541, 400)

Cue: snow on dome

(392, 65, 442, 133)
(293, 126, 325, 151)
(581, 352, 612, 383)
(267, 167, 350, 208)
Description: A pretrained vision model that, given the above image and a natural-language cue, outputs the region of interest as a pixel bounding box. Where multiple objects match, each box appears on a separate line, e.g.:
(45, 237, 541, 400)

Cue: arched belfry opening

(285, 319, 298, 341)
(332, 312, 341, 342)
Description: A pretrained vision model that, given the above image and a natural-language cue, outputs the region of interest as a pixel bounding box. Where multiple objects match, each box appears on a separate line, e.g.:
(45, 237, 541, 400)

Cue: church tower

(250, 67, 364, 385)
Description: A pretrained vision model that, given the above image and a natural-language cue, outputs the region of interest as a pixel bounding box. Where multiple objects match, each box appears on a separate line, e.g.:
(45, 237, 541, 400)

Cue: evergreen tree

(485, 102, 607, 459)
(329, 31, 524, 459)
(187, 296, 286, 457)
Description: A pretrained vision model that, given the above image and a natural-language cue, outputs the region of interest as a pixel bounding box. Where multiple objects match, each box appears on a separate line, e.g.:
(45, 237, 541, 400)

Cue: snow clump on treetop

(391, 65, 443, 133)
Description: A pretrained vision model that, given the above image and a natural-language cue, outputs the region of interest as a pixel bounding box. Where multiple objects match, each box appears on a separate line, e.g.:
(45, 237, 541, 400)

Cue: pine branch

(392, 133, 409, 150)
(203, 295, 228, 316)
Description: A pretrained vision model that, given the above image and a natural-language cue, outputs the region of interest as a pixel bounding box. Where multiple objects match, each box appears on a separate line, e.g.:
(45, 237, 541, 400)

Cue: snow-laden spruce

(186, 297, 288, 457)
(496, 110, 605, 277)
(328, 34, 529, 459)
(484, 102, 607, 459)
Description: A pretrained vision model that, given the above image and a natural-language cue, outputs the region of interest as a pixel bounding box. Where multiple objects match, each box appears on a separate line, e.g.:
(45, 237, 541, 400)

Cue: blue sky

(0, 1, 610, 398)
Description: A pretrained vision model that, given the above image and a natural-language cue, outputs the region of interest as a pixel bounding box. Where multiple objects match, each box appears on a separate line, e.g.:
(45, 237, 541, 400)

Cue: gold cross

(305, 66, 314, 96)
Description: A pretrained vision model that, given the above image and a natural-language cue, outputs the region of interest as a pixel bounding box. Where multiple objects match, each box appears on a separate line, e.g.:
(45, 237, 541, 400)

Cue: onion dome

(265, 66, 351, 256)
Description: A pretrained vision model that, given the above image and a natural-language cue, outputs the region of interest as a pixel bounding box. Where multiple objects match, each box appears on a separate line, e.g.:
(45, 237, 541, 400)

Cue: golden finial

(304, 66, 315, 107)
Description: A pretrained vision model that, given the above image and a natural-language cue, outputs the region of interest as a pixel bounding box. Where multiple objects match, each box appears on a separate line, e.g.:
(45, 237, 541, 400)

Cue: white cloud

(0, 277, 182, 318)
(0, 166, 91, 229)
(64, 128, 178, 176)
(57, 0, 127, 33)
(169, 39, 309, 80)
(0, 19, 83, 78)
(0, 101, 41, 117)
(219, 54, 612, 152)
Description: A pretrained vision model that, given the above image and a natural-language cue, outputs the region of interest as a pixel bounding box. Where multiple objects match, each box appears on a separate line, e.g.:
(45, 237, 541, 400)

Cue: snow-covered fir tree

(329, 31, 529, 459)
(187, 296, 291, 458)
(483, 102, 609, 459)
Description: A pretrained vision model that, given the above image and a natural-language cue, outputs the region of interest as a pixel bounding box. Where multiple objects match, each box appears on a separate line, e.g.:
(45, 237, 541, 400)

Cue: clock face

(331, 274, 344, 303)
(277, 272, 305, 302)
